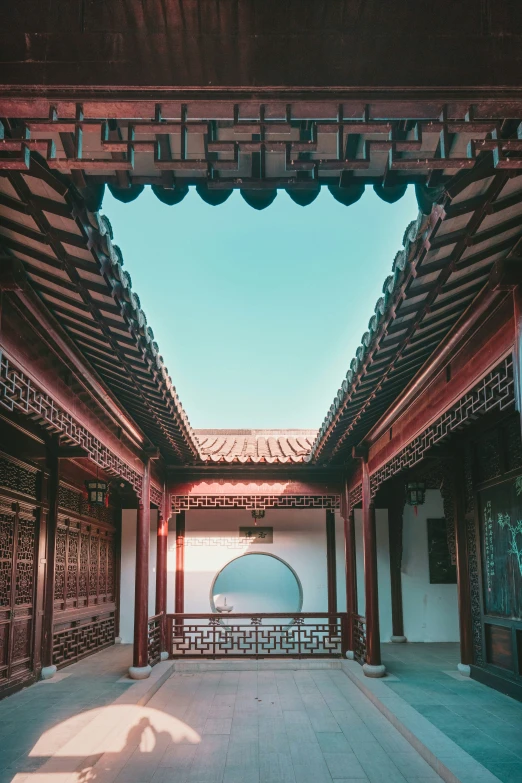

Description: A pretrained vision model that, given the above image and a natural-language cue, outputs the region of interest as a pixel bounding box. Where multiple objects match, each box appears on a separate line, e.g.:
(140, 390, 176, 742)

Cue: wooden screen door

(0, 500, 39, 690)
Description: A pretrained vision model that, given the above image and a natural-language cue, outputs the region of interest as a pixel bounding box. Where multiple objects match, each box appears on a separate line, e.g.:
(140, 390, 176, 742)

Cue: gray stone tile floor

(123, 667, 444, 783)
(0, 645, 135, 783)
(381, 643, 522, 783)
(0, 647, 446, 783)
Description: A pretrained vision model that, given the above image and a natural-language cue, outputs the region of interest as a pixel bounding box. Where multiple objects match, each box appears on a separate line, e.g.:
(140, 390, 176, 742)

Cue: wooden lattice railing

(166, 613, 349, 659)
(147, 612, 163, 666)
(352, 613, 367, 665)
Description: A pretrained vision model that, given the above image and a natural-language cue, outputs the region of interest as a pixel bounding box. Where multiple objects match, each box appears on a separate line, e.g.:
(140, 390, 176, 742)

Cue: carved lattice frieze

(3, 106, 522, 180)
(369, 357, 514, 498)
(171, 494, 340, 513)
(0, 351, 143, 497)
(0, 455, 38, 499)
(150, 484, 163, 508)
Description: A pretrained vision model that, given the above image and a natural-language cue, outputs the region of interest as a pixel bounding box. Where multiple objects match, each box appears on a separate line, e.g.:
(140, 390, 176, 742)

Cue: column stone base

(41, 665, 57, 680)
(457, 663, 471, 677)
(129, 664, 152, 680)
(114, 637, 122, 644)
(363, 663, 386, 678)
(390, 635, 407, 643)
(160, 651, 169, 661)
(345, 651, 355, 660)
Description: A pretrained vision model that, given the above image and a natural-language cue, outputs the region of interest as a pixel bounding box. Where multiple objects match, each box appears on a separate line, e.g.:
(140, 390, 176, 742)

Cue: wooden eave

(0, 161, 200, 465)
(313, 164, 522, 466)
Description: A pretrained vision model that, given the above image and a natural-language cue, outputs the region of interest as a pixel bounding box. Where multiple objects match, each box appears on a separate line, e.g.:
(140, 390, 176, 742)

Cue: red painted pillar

(41, 436, 59, 679)
(342, 482, 357, 655)
(361, 457, 385, 677)
(326, 509, 337, 615)
(155, 486, 169, 656)
(175, 511, 185, 614)
(130, 458, 151, 678)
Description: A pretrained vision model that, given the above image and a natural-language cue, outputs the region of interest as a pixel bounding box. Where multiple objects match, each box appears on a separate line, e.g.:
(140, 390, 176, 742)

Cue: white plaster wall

(354, 508, 393, 643)
(119, 494, 458, 645)
(401, 489, 459, 642)
(184, 509, 344, 614)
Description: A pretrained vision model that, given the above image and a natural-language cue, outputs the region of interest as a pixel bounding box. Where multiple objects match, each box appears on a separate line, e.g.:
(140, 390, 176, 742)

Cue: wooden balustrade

(147, 612, 163, 667)
(166, 613, 349, 659)
(352, 613, 367, 664)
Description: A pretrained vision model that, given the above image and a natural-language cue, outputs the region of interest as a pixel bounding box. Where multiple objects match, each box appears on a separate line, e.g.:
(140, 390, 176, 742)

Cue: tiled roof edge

(86, 209, 202, 463)
(311, 210, 429, 462)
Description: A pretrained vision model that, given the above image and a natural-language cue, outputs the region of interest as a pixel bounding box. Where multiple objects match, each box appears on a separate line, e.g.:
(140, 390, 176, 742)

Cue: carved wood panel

(0, 499, 38, 690)
(54, 520, 116, 613)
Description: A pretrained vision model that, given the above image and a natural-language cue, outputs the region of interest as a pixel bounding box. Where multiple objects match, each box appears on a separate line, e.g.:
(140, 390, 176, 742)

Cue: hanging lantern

(405, 481, 426, 514)
(85, 479, 108, 506)
(251, 509, 265, 526)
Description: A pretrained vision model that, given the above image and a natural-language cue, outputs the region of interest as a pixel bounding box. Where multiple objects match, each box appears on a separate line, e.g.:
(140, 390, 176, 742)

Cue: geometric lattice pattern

(171, 494, 341, 512)
(54, 520, 116, 612)
(167, 613, 347, 658)
(3, 107, 522, 182)
(52, 613, 115, 667)
(349, 356, 515, 503)
(0, 350, 143, 497)
(0, 499, 37, 686)
(147, 613, 163, 666)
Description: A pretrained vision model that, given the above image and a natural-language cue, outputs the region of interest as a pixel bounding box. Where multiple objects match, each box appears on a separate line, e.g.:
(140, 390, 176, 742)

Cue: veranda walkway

(0, 645, 507, 783)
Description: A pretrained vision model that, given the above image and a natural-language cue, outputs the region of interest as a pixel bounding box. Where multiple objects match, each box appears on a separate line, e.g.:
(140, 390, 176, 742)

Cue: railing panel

(352, 613, 367, 665)
(166, 613, 347, 659)
(147, 612, 163, 667)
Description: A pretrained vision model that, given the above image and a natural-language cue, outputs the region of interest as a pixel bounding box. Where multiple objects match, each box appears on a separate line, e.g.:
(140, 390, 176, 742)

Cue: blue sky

(103, 186, 418, 430)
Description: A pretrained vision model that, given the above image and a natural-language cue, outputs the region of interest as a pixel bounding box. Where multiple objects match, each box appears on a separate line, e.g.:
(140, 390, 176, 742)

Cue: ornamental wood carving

(0, 498, 38, 689)
(171, 494, 340, 512)
(3, 106, 522, 185)
(0, 350, 144, 497)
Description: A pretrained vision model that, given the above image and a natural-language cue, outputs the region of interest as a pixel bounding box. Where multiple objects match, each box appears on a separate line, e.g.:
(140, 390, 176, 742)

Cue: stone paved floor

(0, 645, 136, 783)
(100, 667, 444, 783)
(382, 643, 522, 783)
(0, 651, 445, 783)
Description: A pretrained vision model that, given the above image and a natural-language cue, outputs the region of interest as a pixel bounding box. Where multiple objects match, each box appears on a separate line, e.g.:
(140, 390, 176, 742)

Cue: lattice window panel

(171, 494, 340, 513)
(54, 522, 116, 611)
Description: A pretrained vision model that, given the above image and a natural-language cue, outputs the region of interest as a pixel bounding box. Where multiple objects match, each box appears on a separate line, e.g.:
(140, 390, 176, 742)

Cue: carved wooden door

(0, 500, 38, 689)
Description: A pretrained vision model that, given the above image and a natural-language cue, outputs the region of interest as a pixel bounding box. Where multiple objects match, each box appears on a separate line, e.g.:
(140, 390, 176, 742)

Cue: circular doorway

(211, 553, 302, 614)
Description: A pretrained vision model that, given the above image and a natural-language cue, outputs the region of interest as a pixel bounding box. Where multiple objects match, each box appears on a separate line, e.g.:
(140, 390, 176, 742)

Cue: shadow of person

(77, 716, 171, 782)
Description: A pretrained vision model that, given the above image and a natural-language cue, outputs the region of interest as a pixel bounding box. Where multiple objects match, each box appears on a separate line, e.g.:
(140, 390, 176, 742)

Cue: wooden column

(175, 511, 185, 614)
(41, 436, 59, 679)
(342, 482, 357, 655)
(326, 509, 337, 615)
(155, 486, 169, 656)
(452, 463, 473, 673)
(388, 484, 406, 643)
(130, 458, 151, 678)
(513, 286, 522, 437)
(361, 456, 385, 676)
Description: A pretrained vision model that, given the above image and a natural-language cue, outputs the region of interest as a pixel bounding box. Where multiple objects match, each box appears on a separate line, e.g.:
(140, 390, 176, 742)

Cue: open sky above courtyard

(104, 186, 418, 430)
